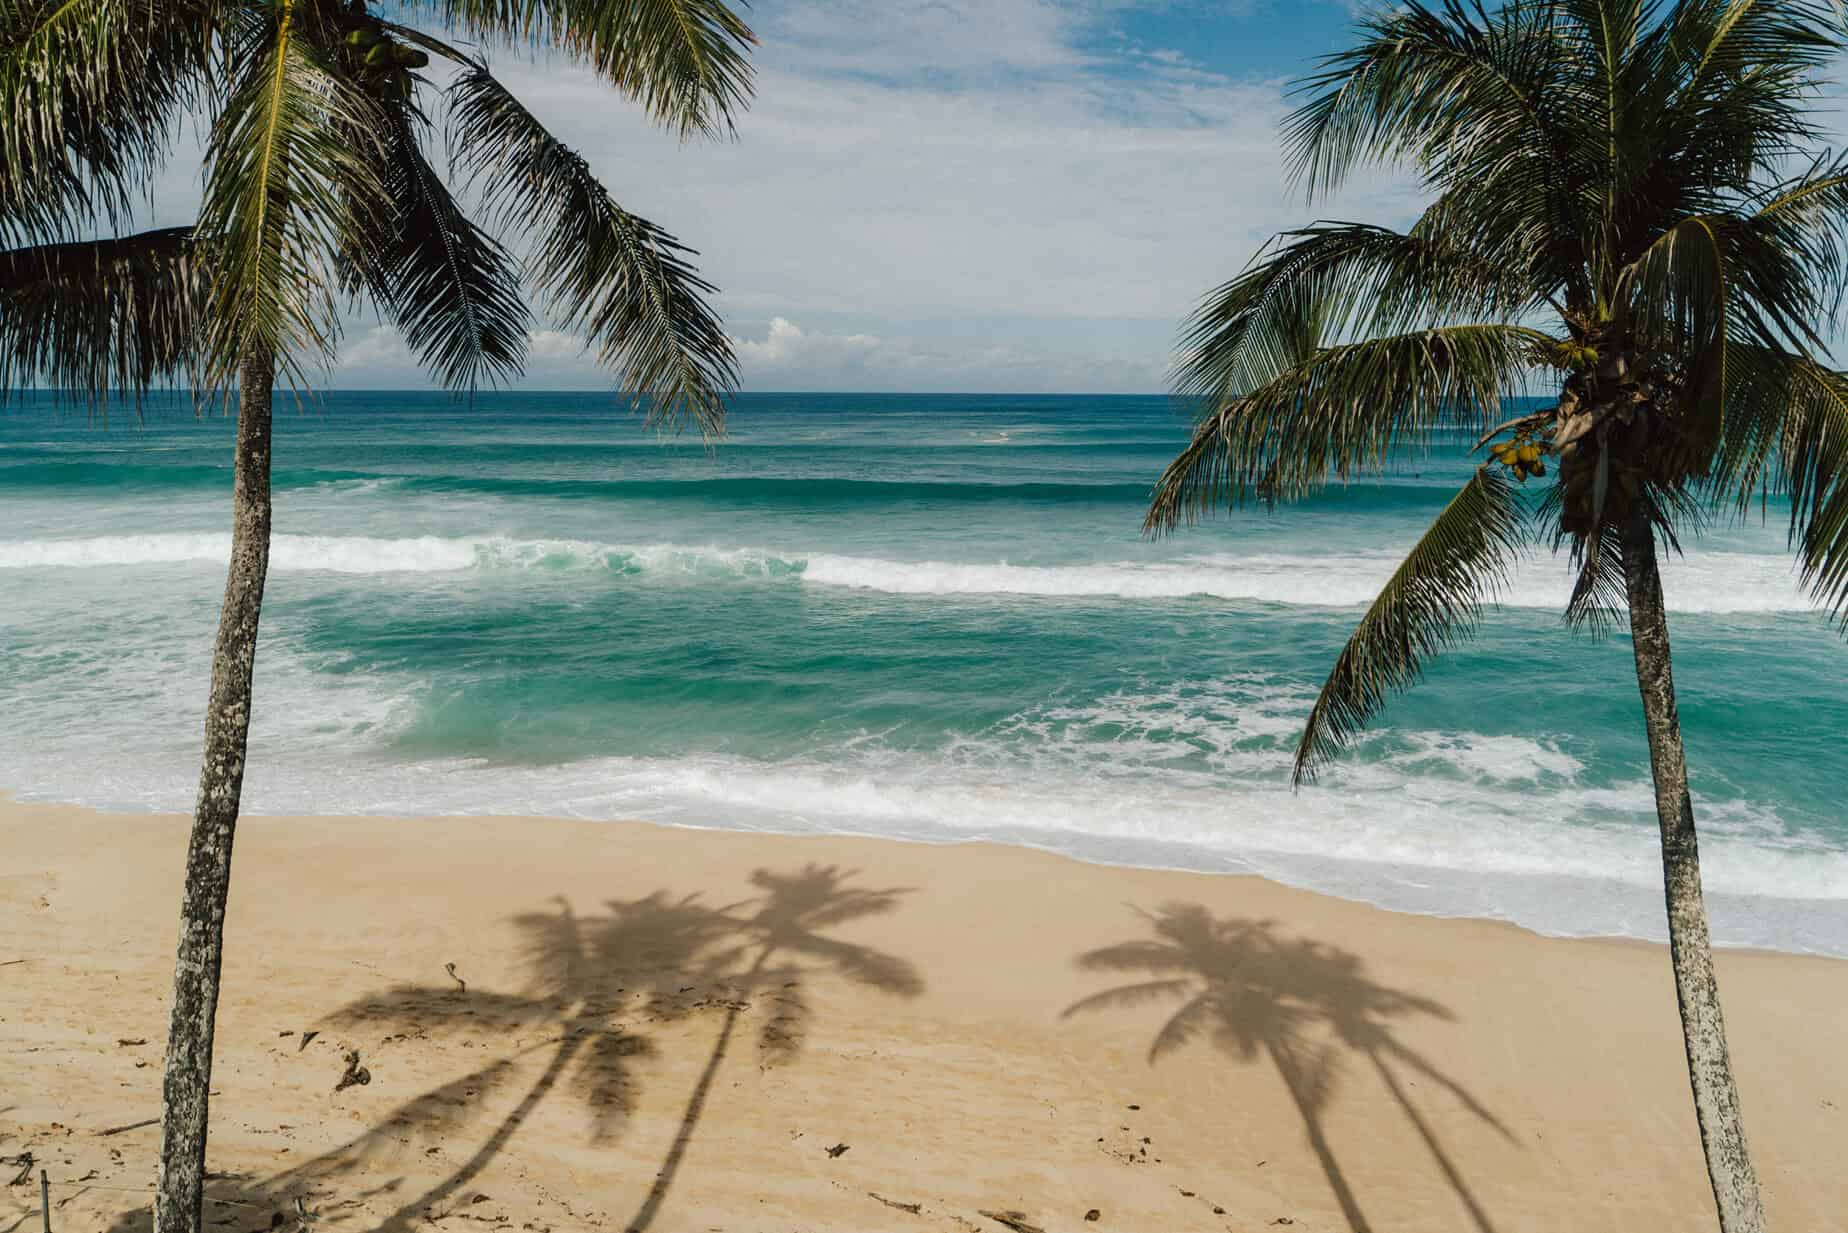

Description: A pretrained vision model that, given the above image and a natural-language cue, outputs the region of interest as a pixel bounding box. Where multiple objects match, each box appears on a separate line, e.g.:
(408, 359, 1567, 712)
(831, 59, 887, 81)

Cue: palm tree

(1145, 4, 1848, 1230)
(1, 5, 754, 1231)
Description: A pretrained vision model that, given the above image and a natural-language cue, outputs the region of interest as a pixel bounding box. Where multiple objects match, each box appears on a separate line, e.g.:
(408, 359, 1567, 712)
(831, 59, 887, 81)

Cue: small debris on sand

(1084, 1209, 1101, 1222)
(978, 1211, 1046, 1233)
(334, 1049, 371, 1092)
(825, 1143, 850, 1159)
(297, 1031, 319, 1052)
(868, 1192, 922, 1215)
(116, 1037, 147, 1046)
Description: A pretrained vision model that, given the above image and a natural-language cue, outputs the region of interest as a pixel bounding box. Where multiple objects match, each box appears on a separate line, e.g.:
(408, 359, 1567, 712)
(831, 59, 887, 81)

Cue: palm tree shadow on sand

(101, 866, 920, 1233)
(623, 863, 923, 1232)
(1065, 904, 1515, 1233)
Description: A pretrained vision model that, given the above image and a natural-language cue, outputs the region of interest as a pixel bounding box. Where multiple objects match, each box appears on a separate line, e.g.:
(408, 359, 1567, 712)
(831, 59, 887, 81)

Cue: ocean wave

(0, 533, 483, 573)
(0, 639, 1841, 950)
(799, 549, 1817, 613)
(0, 533, 1823, 612)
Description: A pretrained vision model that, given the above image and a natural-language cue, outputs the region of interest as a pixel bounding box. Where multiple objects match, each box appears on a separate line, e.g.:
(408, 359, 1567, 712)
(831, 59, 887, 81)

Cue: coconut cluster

(340, 18, 430, 100)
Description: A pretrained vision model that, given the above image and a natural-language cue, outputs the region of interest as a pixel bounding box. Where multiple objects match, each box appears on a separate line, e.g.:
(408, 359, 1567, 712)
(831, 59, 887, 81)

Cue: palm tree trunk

(1620, 509, 1765, 1233)
(154, 353, 275, 1233)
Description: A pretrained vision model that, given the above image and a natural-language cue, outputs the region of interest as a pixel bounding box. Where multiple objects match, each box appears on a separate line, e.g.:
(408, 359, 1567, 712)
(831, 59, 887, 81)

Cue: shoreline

(6, 795, 1848, 1231)
(6, 786, 1842, 961)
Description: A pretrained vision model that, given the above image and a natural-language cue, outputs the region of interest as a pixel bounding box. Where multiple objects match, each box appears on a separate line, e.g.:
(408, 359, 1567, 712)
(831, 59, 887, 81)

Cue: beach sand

(2, 796, 1844, 1233)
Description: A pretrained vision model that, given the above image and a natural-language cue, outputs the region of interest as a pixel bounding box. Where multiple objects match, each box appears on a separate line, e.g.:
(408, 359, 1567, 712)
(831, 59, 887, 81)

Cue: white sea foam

(9, 737, 1840, 950)
(0, 532, 477, 572)
(0, 533, 1823, 613)
(1, 633, 1841, 952)
(799, 549, 1819, 612)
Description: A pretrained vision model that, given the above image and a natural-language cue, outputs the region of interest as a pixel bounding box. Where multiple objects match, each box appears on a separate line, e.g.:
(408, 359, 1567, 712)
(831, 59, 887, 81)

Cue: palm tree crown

(1149, 0, 1848, 780)
(0, 0, 751, 418)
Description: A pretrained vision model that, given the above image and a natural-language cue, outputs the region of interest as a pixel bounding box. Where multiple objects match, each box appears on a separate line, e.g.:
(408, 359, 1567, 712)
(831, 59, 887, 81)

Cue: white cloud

(336, 324, 416, 373)
(140, 1, 1427, 391)
(452, 1, 1425, 390)
(729, 315, 1166, 392)
(737, 316, 882, 367)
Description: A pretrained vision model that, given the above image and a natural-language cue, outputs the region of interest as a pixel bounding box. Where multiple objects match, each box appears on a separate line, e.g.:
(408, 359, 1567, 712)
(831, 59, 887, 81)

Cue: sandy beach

(2, 795, 1844, 1233)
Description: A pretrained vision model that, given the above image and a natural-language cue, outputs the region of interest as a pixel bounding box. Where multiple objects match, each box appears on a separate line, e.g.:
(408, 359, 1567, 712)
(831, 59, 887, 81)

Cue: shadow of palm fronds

(623, 863, 922, 1232)
(317, 891, 739, 1231)
(1066, 903, 1509, 1233)
(214, 867, 924, 1233)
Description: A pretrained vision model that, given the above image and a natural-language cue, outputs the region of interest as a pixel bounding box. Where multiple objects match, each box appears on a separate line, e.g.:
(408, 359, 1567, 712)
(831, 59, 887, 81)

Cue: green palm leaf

(448, 59, 737, 432)
(1286, 1, 1568, 199)
(1175, 211, 1537, 407)
(1293, 465, 1524, 783)
(0, 0, 212, 243)
(355, 104, 531, 391)
(1151, 323, 1553, 532)
(1714, 351, 1848, 625)
(0, 225, 204, 404)
(401, 0, 755, 135)
(196, 2, 390, 388)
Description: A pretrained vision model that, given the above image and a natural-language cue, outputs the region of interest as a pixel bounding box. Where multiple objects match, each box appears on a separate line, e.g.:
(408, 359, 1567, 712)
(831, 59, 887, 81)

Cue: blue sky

(263, 2, 1428, 392)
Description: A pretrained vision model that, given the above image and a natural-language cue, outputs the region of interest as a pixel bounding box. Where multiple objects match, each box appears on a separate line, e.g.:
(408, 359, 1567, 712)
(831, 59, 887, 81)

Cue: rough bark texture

(1621, 509, 1765, 1233)
(154, 354, 274, 1233)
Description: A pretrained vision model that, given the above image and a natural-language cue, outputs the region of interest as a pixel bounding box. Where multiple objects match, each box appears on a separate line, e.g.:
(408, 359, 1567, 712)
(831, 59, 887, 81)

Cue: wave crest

(0, 533, 1819, 612)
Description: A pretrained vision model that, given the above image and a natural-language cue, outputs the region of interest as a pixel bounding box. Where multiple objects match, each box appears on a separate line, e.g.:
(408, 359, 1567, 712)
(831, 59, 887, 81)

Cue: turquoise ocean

(3, 392, 1845, 954)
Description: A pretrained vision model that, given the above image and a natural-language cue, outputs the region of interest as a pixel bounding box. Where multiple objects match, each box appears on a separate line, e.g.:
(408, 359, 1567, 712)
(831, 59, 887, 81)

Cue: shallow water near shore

(3, 391, 1845, 953)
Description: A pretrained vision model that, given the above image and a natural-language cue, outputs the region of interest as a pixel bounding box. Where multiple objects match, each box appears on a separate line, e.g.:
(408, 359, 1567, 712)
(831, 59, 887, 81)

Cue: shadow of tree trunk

(1268, 1036, 1372, 1233)
(622, 989, 750, 1233)
(377, 1027, 591, 1233)
(1366, 1048, 1499, 1233)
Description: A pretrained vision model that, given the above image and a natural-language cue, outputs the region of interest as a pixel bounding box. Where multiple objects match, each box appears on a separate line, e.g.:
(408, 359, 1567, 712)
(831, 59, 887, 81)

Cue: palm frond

(1563, 520, 1629, 632)
(448, 59, 736, 432)
(400, 0, 755, 135)
(1660, 1, 1841, 122)
(1720, 352, 1848, 626)
(1285, 1, 1577, 195)
(1174, 210, 1538, 407)
(1284, 2, 1606, 303)
(1609, 2, 1844, 250)
(0, 0, 212, 243)
(0, 226, 204, 405)
(1734, 155, 1848, 335)
(1293, 464, 1525, 783)
(1151, 323, 1554, 532)
(196, 2, 389, 389)
(355, 103, 531, 391)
